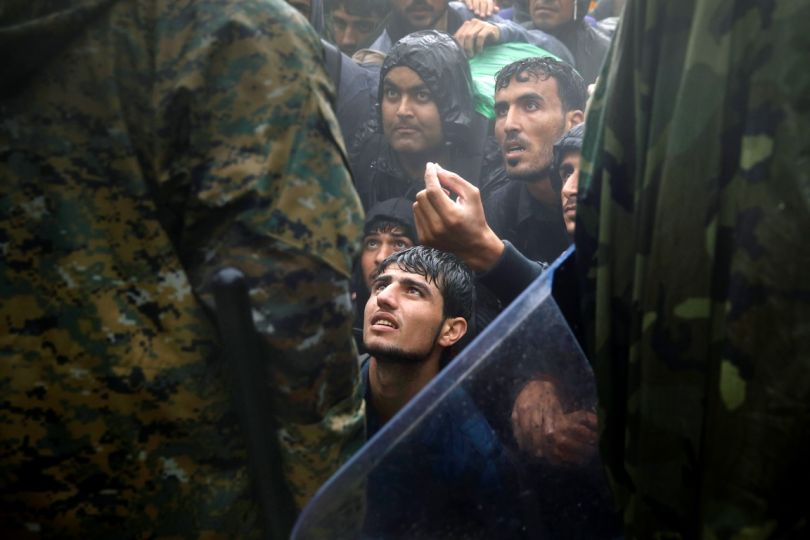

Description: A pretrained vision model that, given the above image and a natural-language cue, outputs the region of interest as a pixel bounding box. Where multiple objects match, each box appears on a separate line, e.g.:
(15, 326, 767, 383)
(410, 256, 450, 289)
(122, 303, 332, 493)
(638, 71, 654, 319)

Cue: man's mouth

(534, 6, 557, 15)
(394, 125, 419, 135)
(503, 142, 527, 159)
(563, 199, 577, 215)
(371, 314, 399, 330)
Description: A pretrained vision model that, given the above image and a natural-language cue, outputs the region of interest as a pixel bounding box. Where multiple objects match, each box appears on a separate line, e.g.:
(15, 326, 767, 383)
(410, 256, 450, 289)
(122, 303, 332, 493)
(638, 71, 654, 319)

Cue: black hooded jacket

(515, 0, 610, 83)
(350, 30, 505, 210)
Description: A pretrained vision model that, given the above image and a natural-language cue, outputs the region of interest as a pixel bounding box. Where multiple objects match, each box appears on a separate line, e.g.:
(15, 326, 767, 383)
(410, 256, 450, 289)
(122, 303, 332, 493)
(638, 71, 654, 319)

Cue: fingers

(453, 20, 497, 57)
(466, 0, 498, 17)
(433, 164, 480, 204)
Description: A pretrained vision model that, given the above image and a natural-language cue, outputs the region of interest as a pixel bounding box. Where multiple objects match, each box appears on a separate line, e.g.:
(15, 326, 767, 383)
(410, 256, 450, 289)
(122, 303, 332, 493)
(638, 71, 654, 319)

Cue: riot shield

(292, 248, 619, 539)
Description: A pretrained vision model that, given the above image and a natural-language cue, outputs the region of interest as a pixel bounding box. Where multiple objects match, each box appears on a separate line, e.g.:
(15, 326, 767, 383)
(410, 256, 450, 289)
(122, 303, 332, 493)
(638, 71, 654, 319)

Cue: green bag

(468, 43, 562, 119)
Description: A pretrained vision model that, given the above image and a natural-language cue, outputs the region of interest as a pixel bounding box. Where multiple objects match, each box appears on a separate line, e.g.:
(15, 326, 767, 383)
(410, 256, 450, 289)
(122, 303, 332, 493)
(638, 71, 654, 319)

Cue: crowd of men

(3, 0, 808, 538)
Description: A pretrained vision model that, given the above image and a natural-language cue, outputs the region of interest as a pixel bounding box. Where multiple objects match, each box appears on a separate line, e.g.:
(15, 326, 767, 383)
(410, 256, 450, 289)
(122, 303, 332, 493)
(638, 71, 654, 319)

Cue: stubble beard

(365, 323, 443, 365)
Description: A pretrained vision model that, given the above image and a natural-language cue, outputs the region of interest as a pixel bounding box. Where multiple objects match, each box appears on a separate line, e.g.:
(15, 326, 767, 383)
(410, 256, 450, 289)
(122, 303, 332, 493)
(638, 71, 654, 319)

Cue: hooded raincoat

(351, 30, 505, 210)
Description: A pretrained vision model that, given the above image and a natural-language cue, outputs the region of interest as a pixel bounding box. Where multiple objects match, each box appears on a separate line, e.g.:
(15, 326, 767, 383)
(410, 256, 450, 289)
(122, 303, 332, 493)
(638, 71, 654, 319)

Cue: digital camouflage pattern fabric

(577, 0, 810, 538)
(0, 0, 365, 536)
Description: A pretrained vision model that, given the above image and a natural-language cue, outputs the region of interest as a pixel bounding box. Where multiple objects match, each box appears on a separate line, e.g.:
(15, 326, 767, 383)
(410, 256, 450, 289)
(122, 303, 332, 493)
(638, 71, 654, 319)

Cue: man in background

(326, 0, 389, 56)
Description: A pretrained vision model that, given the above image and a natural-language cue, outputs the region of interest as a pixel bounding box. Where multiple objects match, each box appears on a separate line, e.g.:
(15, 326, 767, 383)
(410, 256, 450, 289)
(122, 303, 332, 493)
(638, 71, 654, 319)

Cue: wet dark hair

(325, 0, 388, 17)
(374, 246, 473, 321)
(363, 218, 417, 244)
(495, 57, 587, 113)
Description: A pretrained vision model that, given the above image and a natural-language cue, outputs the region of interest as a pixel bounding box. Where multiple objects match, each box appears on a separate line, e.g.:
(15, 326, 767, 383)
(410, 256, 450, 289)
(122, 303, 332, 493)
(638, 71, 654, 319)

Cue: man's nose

(343, 25, 358, 45)
(562, 170, 580, 197)
(375, 244, 395, 265)
(396, 96, 414, 117)
(375, 283, 398, 309)
(503, 106, 520, 133)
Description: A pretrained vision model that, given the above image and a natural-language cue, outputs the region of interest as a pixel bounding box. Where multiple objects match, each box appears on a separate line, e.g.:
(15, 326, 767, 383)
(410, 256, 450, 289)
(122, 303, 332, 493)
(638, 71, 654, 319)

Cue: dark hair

(374, 246, 474, 322)
(363, 218, 417, 244)
(494, 57, 587, 113)
(325, 0, 388, 18)
(551, 122, 586, 191)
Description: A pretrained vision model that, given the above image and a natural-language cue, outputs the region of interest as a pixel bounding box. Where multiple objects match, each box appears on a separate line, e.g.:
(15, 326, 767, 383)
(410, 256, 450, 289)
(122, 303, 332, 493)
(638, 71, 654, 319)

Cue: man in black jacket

(351, 30, 505, 210)
(515, 0, 610, 83)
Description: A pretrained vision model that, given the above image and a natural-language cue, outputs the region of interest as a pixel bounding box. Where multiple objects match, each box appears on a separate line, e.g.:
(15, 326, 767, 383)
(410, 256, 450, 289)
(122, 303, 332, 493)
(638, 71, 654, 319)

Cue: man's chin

(506, 164, 549, 182)
(365, 343, 428, 365)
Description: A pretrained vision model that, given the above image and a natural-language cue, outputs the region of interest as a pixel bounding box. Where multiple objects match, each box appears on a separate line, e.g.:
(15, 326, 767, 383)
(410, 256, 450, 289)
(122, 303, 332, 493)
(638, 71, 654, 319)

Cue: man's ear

(438, 317, 468, 348)
(565, 109, 585, 129)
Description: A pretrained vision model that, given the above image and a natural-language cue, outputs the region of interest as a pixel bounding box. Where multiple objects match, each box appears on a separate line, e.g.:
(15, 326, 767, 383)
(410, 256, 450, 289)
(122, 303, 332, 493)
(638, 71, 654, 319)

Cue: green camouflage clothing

(0, 0, 365, 536)
(577, 1, 810, 538)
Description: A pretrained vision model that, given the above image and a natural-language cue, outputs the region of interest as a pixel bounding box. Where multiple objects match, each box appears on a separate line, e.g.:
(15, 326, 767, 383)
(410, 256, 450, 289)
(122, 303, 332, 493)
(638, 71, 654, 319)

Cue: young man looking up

(352, 198, 418, 353)
(360, 246, 523, 537)
(362, 246, 471, 428)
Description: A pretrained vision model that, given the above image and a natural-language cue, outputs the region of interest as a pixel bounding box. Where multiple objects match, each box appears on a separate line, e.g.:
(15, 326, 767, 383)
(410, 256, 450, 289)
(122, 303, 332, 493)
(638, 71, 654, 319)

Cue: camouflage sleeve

(153, 0, 365, 510)
(578, 0, 810, 537)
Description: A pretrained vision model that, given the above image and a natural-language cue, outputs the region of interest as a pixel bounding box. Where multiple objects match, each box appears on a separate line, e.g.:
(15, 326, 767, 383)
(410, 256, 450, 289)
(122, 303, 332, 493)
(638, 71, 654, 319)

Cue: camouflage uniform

(577, 0, 810, 538)
(0, 0, 365, 537)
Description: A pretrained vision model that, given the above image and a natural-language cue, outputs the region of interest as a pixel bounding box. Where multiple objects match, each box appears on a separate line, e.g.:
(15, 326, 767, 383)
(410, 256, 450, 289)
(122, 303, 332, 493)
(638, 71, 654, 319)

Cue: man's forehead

(561, 149, 581, 164)
(377, 266, 436, 289)
(365, 225, 408, 237)
(383, 66, 427, 88)
(334, 7, 377, 20)
(495, 72, 560, 101)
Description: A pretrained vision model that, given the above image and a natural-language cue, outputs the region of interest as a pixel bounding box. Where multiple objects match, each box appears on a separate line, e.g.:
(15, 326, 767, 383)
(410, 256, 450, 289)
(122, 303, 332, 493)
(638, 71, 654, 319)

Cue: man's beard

(365, 323, 443, 365)
(506, 162, 553, 183)
(403, 0, 446, 31)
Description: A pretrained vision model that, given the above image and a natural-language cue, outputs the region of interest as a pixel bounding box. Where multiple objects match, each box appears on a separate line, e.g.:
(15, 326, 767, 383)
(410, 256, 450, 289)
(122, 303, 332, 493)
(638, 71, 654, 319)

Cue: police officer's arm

(157, 3, 364, 511)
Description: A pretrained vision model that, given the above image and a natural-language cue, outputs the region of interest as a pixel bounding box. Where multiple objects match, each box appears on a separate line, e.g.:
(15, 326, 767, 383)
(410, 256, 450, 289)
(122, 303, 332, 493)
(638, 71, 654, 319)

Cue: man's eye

(407, 287, 423, 296)
(415, 91, 431, 102)
(357, 21, 375, 33)
(373, 283, 387, 293)
(333, 19, 347, 31)
(525, 101, 540, 111)
(560, 167, 574, 180)
(494, 106, 507, 118)
(384, 88, 399, 99)
(394, 240, 411, 250)
(364, 239, 380, 249)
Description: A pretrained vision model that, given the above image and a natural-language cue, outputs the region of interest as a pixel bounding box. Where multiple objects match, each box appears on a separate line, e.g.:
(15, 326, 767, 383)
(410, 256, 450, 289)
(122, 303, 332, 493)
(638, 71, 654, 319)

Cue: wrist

(466, 229, 504, 272)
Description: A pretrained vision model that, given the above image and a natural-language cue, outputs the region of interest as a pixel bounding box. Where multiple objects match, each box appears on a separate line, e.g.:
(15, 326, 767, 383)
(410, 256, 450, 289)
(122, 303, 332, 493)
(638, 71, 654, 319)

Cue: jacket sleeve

(477, 240, 547, 306)
(154, 0, 365, 511)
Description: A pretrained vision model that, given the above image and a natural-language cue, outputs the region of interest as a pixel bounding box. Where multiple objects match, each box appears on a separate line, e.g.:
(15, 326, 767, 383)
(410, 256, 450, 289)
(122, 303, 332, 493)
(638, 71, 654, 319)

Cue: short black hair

(494, 57, 587, 113)
(325, 0, 388, 18)
(374, 246, 473, 322)
(363, 218, 417, 244)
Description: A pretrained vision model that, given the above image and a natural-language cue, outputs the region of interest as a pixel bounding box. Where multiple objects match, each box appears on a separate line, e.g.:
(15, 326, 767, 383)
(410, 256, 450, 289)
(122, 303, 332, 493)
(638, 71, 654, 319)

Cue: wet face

(381, 66, 444, 157)
(529, 0, 576, 31)
(494, 74, 568, 182)
(558, 150, 580, 236)
(363, 266, 445, 364)
(332, 8, 381, 55)
(360, 226, 416, 289)
(392, 0, 448, 31)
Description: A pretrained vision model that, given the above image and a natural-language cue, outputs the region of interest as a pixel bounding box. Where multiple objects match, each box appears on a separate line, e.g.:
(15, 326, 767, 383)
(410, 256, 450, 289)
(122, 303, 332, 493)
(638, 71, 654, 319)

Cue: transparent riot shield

(292, 248, 619, 539)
